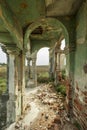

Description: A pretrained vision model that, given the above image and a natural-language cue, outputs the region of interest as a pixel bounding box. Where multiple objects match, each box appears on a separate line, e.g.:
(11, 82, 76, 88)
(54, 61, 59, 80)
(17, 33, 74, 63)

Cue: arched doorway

(24, 17, 74, 120)
(36, 47, 49, 83)
(36, 47, 49, 66)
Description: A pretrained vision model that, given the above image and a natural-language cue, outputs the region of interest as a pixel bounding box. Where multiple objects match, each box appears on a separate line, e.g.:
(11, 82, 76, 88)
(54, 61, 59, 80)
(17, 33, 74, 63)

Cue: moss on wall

(73, 1, 87, 129)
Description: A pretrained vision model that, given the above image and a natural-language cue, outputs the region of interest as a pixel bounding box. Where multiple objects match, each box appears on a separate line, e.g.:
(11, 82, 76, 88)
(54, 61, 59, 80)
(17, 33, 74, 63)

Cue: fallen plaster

(6, 86, 40, 130)
(23, 102, 39, 126)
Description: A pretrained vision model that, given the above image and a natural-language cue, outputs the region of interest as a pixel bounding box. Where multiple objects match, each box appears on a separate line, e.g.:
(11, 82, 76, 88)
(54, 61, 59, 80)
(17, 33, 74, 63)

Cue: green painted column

(29, 51, 37, 87)
(7, 53, 17, 124)
(55, 52, 61, 85)
(65, 43, 76, 119)
(54, 52, 57, 85)
(7, 52, 26, 124)
(20, 53, 26, 114)
(32, 57, 37, 87)
(27, 59, 31, 79)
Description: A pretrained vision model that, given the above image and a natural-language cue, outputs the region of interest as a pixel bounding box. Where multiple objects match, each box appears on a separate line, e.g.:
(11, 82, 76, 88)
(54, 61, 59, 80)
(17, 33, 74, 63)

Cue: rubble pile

(9, 84, 79, 130)
(28, 84, 65, 130)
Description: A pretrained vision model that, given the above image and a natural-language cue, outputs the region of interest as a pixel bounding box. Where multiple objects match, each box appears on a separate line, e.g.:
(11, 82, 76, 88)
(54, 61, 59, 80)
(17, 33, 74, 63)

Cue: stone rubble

(6, 83, 79, 130)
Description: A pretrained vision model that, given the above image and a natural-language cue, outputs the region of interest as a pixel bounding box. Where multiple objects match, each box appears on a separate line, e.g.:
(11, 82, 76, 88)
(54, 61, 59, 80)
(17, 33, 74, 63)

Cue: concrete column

(32, 58, 37, 87)
(49, 57, 52, 79)
(27, 59, 31, 79)
(54, 52, 57, 85)
(57, 52, 60, 71)
(7, 53, 17, 124)
(55, 52, 61, 85)
(20, 53, 26, 113)
(7, 52, 26, 124)
(56, 52, 61, 75)
(49, 48, 55, 80)
(7, 54, 9, 93)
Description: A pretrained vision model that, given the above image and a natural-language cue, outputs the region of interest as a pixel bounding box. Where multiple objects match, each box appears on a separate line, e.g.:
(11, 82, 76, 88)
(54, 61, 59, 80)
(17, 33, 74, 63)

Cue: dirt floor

(6, 83, 79, 130)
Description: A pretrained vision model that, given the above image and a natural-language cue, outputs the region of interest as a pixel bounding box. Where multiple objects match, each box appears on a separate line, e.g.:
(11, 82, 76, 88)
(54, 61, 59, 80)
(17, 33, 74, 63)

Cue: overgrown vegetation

(0, 65, 7, 95)
(37, 70, 66, 97)
(55, 69, 66, 96)
(37, 72, 50, 83)
(61, 69, 66, 79)
(55, 83, 66, 96)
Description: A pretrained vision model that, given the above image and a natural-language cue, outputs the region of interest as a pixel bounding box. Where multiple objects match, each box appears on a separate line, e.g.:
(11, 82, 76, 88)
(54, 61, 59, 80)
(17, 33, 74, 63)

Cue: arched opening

(36, 47, 50, 83)
(48, 38, 66, 86)
(60, 39, 66, 70)
(24, 18, 69, 86)
(0, 45, 7, 95)
(60, 39, 65, 50)
(36, 47, 49, 66)
(24, 17, 74, 125)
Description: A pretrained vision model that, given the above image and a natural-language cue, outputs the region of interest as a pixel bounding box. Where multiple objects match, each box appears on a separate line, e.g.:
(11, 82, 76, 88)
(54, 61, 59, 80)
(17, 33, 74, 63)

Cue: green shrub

(61, 69, 66, 79)
(0, 66, 7, 95)
(55, 84, 66, 96)
(0, 78, 7, 94)
(37, 72, 50, 83)
(37, 76, 50, 83)
(37, 71, 55, 83)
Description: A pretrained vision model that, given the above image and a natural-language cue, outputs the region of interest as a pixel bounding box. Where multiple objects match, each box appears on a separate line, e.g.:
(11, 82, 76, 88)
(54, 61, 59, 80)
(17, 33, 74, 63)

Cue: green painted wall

(56, 16, 76, 78)
(73, 2, 87, 129)
(57, 16, 76, 46)
(6, 0, 45, 27)
(75, 1, 87, 91)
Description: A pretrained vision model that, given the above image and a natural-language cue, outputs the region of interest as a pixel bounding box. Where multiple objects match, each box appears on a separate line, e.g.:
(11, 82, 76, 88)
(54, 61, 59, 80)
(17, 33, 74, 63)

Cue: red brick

(74, 98, 83, 111)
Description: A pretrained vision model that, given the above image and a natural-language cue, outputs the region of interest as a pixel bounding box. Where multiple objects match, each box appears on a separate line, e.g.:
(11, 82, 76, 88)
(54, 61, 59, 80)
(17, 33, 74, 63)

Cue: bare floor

(6, 84, 78, 130)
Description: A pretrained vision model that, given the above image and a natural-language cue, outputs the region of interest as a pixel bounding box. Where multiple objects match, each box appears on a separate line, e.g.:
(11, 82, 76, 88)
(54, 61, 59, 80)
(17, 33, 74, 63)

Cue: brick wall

(73, 1, 87, 129)
(73, 82, 87, 129)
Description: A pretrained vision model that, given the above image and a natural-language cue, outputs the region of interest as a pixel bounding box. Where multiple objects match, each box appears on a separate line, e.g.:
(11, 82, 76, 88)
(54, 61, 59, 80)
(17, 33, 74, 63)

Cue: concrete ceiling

(0, 0, 84, 52)
(45, 0, 83, 16)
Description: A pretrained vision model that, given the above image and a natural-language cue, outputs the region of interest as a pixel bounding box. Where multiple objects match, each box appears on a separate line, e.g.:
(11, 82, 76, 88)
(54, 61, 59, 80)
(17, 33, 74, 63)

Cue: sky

(0, 46, 7, 63)
(36, 47, 49, 65)
(0, 39, 65, 65)
(0, 46, 49, 65)
(60, 39, 65, 50)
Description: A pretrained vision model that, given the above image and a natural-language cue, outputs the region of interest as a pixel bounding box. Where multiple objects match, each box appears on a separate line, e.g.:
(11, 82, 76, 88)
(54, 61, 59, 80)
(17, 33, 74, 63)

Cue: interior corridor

(6, 83, 78, 130)
(0, 1, 87, 130)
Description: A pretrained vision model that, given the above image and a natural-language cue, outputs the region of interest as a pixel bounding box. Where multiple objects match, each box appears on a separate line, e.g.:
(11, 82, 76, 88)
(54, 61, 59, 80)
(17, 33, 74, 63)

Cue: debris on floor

(6, 83, 79, 130)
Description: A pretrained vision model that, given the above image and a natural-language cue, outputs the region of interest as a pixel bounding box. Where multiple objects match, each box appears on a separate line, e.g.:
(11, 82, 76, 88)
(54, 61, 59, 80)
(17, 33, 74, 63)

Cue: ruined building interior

(0, 0, 87, 130)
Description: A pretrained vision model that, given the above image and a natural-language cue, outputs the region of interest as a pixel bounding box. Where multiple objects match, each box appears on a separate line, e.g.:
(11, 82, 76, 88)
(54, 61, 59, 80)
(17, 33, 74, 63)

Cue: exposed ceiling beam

(0, 32, 15, 43)
(0, 0, 23, 50)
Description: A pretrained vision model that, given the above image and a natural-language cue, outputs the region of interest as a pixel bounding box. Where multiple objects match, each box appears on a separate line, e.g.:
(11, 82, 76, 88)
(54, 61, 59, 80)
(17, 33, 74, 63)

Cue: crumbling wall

(0, 94, 8, 129)
(73, 1, 87, 129)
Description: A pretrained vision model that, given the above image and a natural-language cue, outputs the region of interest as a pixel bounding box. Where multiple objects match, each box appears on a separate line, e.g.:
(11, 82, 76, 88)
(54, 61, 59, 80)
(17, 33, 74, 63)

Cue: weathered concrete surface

(0, 0, 87, 130)
(73, 1, 87, 129)
(6, 84, 79, 130)
(46, 0, 83, 16)
(6, 86, 40, 130)
(0, 0, 23, 50)
(0, 94, 8, 129)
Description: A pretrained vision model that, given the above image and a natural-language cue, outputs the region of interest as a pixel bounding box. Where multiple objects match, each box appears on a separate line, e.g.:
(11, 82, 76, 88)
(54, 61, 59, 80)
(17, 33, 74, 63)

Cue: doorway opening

(36, 47, 50, 83)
